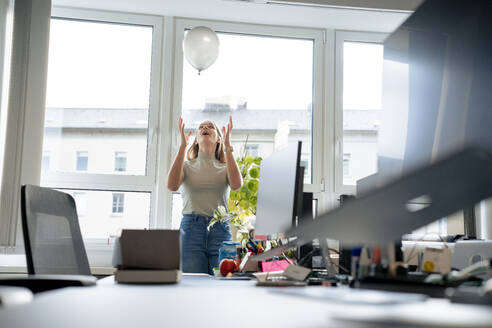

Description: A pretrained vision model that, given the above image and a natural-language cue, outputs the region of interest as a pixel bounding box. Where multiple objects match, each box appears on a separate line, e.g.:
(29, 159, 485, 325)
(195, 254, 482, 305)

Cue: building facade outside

(42, 105, 378, 238)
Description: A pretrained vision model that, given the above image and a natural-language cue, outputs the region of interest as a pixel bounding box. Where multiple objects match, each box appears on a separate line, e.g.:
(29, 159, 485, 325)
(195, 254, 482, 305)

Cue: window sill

(0, 254, 115, 275)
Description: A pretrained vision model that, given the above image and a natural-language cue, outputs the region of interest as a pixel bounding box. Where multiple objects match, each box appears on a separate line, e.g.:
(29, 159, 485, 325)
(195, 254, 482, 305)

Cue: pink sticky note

(261, 260, 291, 272)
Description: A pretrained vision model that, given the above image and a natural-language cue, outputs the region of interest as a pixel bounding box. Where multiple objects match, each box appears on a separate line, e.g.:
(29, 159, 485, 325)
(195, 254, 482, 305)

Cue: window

(300, 158, 311, 183)
(44, 17, 152, 176)
(39, 9, 163, 241)
(244, 144, 259, 158)
(171, 193, 183, 230)
(112, 193, 125, 214)
(76, 151, 88, 171)
(42, 151, 51, 171)
(343, 153, 351, 177)
(114, 152, 127, 172)
(174, 20, 324, 227)
(73, 192, 87, 216)
(60, 189, 150, 239)
(335, 31, 387, 194)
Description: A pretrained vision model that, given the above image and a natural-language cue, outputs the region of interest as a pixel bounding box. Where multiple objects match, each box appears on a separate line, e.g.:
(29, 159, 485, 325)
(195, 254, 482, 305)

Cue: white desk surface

(1, 274, 492, 327)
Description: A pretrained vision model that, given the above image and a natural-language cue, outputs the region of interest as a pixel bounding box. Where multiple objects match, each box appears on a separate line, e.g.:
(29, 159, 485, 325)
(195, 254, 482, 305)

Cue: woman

(167, 116, 242, 274)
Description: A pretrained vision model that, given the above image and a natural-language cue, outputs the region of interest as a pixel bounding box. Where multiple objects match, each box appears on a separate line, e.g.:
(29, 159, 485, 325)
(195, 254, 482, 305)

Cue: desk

(1, 274, 491, 327)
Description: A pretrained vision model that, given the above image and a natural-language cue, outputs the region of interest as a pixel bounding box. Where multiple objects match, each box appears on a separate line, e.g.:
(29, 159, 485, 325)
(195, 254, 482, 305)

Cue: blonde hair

(186, 120, 225, 163)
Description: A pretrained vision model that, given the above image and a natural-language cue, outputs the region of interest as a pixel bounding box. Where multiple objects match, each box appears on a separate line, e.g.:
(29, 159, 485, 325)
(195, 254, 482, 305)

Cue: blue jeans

(180, 214, 232, 275)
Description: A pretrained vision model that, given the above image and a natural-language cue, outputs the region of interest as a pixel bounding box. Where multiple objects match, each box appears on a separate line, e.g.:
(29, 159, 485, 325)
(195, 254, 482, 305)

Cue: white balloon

(183, 26, 219, 74)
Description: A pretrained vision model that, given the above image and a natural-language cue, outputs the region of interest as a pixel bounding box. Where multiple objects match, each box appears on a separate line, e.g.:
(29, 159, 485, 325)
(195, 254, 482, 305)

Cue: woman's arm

(167, 118, 191, 191)
(222, 116, 243, 190)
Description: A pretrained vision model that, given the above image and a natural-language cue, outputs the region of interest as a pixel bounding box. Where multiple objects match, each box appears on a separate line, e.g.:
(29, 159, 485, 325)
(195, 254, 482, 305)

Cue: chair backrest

(20, 185, 91, 275)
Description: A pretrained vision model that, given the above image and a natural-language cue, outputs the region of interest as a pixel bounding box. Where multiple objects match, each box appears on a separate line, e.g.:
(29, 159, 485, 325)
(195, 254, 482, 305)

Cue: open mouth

(201, 131, 210, 136)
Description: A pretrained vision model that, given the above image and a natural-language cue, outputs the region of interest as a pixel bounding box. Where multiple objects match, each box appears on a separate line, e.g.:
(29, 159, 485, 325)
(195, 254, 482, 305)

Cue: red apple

(219, 259, 236, 276)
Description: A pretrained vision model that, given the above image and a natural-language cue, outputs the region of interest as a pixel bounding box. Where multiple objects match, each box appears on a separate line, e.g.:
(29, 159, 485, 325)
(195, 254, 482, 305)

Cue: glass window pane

(41, 151, 51, 171)
(112, 193, 125, 214)
(73, 192, 87, 216)
(172, 193, 183, 230)
(76, 151, 88, 171)
(342, 41, 383, 185)
(114, 152, 127, 172)
(244, 144, 259, 158)
(182, 32, 314, 184)
(43, 18, 153, 176)
(343, 153, 351, 177)
(61, 189, 150, 239)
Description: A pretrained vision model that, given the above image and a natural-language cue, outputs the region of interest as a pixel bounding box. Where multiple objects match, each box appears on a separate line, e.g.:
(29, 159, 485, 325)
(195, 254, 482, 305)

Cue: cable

(324, 247, 349, 274)
(297, 249, 317, 267)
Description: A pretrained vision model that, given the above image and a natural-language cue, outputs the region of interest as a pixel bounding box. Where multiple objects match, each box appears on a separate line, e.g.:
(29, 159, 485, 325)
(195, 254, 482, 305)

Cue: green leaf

(230, 190, 239, 201)
(247, 180, 259, 193)
(240, 184, 250, 194)
(253, 157, 262, 165)
(249, 167, 259, 179)
(238, 200, 249, 210)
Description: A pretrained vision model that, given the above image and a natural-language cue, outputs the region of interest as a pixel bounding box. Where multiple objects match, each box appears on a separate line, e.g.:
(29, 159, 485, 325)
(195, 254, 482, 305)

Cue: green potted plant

(208, 143, 262, 246)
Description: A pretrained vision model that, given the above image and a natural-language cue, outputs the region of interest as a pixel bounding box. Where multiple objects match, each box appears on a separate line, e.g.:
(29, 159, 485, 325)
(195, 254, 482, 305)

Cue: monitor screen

(377, 0, 492, 187)
(254, 141, 303, 238)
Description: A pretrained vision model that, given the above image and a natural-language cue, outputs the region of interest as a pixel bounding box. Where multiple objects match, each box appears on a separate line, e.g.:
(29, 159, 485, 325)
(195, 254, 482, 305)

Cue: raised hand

(179, 117, 192, 148)
(222, 116, 233, 148)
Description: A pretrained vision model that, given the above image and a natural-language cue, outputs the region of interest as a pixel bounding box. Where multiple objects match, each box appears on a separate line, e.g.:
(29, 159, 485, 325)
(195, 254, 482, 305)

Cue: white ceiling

(51, 0, 412, 33)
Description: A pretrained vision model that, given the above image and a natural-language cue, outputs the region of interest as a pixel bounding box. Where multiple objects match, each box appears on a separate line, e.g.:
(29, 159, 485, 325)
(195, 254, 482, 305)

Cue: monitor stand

(298, 192, 314, 268)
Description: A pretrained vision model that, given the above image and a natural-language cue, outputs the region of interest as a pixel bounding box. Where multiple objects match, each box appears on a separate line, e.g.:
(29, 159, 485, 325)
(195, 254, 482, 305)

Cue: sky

(182, 32, 313, 110)
(46, 19, 153, 109)
(46, 18, 382, 111)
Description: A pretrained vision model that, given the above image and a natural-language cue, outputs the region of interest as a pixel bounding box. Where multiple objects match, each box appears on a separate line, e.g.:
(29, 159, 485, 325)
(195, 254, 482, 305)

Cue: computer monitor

(279, 0, 492, 248)
(377, 0, 492, 188)
(254, 141, 304, 239)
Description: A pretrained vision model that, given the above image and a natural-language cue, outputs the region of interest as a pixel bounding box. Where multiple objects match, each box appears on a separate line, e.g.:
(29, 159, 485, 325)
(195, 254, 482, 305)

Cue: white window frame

(111, 193, 125, 215)
(4, 6, 398, 262)
(171, 18, 324, 199)
(35, 8, 164, 244)
(334, 31, 387, 195)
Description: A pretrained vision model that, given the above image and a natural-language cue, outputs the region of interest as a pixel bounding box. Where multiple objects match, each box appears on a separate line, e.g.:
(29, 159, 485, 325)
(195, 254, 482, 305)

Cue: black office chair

(0, 185, 97, 293)
(21, 185, 91, 275)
